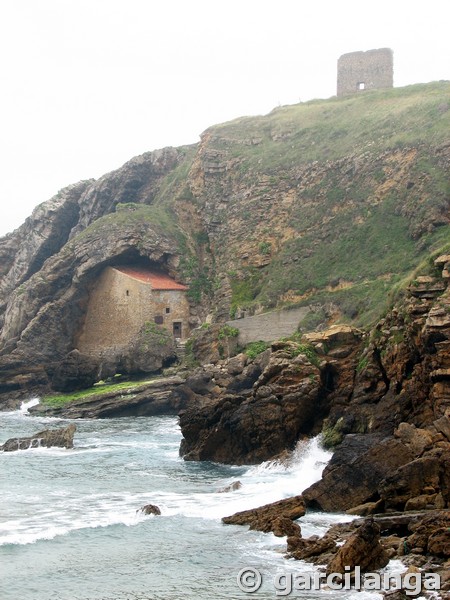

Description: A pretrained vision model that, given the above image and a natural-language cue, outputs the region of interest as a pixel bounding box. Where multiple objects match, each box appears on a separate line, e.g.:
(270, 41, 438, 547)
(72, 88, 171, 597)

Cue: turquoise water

(0, 401, 386, 600)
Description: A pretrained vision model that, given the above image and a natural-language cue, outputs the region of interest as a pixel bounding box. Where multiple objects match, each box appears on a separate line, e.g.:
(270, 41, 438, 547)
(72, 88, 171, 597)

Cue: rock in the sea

(139, 504, 161, 516)
(326, 518, 389, 575)
(302, 435, 414, 512)
(218, 481, 242, 493)
(30, 376, 187, 419)
(0, 424, 76, 452)
(222, 495, 305, 536)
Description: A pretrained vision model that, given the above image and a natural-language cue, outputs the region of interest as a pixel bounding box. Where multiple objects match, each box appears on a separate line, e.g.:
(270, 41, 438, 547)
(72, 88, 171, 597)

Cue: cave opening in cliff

(103, 247, 163, 273)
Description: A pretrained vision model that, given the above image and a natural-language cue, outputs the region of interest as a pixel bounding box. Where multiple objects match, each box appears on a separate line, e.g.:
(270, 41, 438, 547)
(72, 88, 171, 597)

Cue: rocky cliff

(0, 82, 449, 406)
(176, 252, 450, 520)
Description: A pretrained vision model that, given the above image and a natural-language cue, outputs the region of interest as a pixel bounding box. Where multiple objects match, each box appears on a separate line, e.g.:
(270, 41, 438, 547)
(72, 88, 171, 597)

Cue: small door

(173, 322, 182, 338)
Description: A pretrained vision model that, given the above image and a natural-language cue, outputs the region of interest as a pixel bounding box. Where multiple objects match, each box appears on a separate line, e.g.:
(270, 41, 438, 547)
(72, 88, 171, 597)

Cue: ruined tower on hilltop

(337, 48, 393, 96)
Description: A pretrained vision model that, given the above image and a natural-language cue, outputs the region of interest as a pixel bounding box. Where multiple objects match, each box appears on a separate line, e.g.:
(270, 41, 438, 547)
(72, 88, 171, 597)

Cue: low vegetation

(244, 341, 270, 359)
(205, 82, 450, 328)
(41, 377, 157, 407)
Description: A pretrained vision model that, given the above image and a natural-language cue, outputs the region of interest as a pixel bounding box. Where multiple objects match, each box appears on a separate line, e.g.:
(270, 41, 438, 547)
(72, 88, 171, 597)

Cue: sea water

(0, 400, 388, 600)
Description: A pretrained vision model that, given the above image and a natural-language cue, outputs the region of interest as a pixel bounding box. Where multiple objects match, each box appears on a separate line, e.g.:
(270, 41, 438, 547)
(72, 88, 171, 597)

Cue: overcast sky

(0, 0, 448, 236)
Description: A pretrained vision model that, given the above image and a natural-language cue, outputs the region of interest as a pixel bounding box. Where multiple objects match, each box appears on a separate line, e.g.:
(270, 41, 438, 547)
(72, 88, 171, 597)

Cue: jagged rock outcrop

(302, 434, 415, 511)
(0, 424, 76, 451)
(179, 328, 362, 464)
(70, 147, 183, 236)
(326, 519, 389, 575)
(303, 259, 450, 513)
(180, 342, 322, 464)
(0, 181, 92, 324)
(222, 495, 306, 535)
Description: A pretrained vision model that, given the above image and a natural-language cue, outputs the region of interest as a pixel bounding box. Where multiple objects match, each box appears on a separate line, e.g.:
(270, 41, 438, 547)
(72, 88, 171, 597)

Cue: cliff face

(0, 82, 449, 405)
(0, 147, 195, 401)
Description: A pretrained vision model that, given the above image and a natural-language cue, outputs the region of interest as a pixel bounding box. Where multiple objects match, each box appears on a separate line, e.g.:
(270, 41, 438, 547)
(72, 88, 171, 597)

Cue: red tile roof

(114, 266, 188, 290)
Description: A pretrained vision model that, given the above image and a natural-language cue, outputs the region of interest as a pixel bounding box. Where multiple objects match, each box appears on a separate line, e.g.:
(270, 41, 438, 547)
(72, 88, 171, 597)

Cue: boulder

(226, 353, 248, 375)
(0, 424, 76, 451)
(346, 500, 384, 516)
(120, 322, 177, 375)
(434, 416, 450, 442)
(139, 504, 161, 516)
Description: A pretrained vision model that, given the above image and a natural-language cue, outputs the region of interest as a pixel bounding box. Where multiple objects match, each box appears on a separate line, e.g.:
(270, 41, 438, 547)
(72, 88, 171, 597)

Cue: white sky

(0, 0, 448, 236)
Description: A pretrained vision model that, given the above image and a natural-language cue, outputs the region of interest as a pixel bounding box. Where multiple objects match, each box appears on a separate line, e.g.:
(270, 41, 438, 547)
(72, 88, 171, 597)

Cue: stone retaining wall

(226, 306, 310, 344)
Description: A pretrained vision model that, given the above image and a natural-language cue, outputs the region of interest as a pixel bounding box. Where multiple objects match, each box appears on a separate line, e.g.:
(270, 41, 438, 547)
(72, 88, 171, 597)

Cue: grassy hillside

(197, 82, 450, 327)
(64, 82, 450, 330)
(208, 82, 450, 168)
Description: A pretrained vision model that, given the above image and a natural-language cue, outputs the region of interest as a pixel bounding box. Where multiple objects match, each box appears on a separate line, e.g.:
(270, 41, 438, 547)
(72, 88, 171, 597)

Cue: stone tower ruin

(337, 48, 393, 97)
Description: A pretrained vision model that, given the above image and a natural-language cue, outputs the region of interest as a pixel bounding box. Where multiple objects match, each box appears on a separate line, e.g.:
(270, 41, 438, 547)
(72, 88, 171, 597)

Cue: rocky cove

(0, 82, 449, 599)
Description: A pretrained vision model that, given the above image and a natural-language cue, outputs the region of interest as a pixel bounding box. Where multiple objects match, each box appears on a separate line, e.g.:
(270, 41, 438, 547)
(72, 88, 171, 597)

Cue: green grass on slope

(207, 82, 450, 171)
(42, 377, 158, 407)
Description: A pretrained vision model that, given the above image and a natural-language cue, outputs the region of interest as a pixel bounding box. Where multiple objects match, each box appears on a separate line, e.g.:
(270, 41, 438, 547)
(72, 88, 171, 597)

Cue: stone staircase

(175, 340, 187, 363)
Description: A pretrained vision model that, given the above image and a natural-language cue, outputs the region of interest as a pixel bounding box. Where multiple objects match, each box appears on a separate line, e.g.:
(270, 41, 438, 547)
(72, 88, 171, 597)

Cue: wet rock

(326, 518, 389, 575)
(179, 341, 333, 464)
(0, 424, 76, 452)
(222, 495, 305, 535)
(218, 481, 242, 493)
(303, 436, 414, 512)
(139, 504, 161, 516)
(271, 517, 301, 538)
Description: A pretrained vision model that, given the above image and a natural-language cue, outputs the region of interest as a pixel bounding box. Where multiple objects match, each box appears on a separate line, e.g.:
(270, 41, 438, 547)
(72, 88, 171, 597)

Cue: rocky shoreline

(1, 254, 449, 597)
(223, 498, 450, 598)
